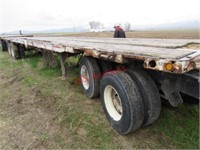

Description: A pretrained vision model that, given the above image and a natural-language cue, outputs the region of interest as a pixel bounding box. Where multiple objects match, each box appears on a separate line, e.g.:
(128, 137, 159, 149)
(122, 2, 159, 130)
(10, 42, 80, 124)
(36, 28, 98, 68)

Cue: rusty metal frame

(1, 36, 200, 74)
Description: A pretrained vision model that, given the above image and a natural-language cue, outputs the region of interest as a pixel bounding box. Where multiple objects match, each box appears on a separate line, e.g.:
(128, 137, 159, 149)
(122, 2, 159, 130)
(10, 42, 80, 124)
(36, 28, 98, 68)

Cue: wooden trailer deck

(1, 36, 200, 74)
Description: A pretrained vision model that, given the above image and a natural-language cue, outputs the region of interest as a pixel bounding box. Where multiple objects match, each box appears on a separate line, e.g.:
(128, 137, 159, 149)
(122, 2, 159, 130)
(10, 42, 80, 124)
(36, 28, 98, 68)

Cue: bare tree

(89, 21, 103, 29)
(89, 21, 95, 29)
(124, 23, 131, 31)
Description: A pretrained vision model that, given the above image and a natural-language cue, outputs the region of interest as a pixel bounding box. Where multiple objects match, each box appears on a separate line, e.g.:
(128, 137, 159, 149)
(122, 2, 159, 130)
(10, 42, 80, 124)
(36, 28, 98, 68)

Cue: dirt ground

(0, 66, 58, 149)
(0, 30, 199, 149)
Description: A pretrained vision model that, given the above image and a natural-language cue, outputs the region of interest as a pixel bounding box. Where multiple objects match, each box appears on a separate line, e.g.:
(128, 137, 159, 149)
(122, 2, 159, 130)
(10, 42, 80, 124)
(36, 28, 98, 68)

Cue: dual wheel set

(79, 56, 161, 134)
(3, 42, 25, 59)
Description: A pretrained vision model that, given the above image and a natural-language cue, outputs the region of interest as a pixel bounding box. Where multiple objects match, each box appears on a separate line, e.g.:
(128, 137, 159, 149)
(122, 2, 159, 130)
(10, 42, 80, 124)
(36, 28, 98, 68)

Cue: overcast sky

(0, 0, 199, 33)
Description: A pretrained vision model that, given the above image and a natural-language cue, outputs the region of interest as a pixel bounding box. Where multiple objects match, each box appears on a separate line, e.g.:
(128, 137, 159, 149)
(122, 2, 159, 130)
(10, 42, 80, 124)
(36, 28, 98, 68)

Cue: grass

(152, 104, 199, 149)
(0, 50, 199, 149)
(51, 29, 199, 39)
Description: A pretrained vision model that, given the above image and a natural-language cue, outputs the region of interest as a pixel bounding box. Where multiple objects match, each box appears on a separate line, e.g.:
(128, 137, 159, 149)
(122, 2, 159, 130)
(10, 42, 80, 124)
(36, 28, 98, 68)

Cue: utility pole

(19, 30, 22, 35)
(73, 24, 76, 33)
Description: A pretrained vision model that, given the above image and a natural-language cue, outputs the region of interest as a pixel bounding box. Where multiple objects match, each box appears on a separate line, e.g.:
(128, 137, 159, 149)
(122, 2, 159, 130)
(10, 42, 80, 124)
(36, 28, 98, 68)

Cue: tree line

(89, 21, 131, 31)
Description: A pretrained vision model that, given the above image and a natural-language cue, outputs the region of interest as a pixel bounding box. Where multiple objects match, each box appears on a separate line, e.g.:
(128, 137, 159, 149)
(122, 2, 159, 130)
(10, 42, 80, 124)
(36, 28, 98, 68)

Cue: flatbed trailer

(0, 36, 199, 134)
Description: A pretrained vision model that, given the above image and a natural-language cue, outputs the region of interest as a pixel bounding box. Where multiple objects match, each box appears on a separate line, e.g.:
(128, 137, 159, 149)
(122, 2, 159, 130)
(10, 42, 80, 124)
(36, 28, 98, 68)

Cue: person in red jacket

(113, 24, 126, 38)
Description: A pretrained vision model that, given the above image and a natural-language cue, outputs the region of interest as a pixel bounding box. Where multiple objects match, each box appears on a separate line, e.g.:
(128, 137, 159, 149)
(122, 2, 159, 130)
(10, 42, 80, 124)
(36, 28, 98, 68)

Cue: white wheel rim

(80, 65, 90, 90)
(104, 85, 123, 121)
(11, 49, 15, 57)
(8, 45, 11, 54)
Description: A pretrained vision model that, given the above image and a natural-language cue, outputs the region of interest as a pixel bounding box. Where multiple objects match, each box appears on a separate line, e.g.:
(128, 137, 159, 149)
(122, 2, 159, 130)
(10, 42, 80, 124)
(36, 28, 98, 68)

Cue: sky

(0, 0, 200, 33)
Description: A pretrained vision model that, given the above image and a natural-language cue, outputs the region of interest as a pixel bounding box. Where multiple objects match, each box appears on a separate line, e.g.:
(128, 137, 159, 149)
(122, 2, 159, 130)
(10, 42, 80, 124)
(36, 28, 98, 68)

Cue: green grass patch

(22, 76, 38, 87)
(38, 67, 61, 77)
(25, 54, 40, 68)
(153, 104, 199, 149)
(61, 109, 119, 149)
(23, 52, 61, 78)
(41, 132, 50, 141)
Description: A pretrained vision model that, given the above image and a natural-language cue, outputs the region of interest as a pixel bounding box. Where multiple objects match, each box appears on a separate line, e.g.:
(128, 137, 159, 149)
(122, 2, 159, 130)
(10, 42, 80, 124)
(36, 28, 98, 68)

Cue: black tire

(10, 43, 20, 59)
(18, 44, 26, 58)
(0, 40, 3, 51)
(79, 56, 101, 98)
(126, 69, 161, 126)
(1, 40, 8, 51)
(100, 71, 144, 134)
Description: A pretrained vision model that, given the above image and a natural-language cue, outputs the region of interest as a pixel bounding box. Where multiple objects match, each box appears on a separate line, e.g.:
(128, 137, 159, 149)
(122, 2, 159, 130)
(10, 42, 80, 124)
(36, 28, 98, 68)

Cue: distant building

(90, 28, 106, 32)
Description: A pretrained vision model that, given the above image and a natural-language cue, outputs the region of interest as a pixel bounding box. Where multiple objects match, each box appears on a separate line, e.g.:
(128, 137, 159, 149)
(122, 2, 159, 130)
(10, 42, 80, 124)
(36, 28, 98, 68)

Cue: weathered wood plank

(27, 37, 200, 48)
(17, 37, 199, 59)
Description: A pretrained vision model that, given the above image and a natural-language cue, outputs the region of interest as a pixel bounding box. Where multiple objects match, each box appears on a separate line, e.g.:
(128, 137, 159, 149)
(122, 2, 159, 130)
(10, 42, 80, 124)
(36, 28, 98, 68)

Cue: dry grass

(36, 30, 200, 39)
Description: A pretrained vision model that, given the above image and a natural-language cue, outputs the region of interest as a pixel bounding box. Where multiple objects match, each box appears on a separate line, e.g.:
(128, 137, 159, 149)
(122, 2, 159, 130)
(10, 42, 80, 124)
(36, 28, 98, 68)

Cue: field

(0, 30, 199, 149)
(38, 29, 200, 39)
